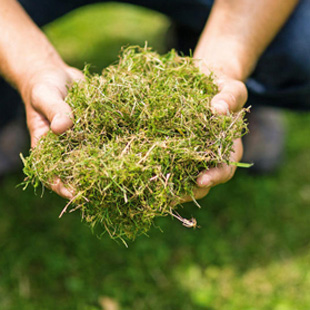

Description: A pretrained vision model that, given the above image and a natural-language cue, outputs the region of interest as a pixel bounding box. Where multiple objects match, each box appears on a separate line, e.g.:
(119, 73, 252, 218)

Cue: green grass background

(1, 3, 310, 309)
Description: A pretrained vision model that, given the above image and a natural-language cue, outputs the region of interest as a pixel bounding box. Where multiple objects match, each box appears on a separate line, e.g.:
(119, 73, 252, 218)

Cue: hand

(180, 69, 248, 203)
(180, 0, 298, 205)
(20, 64, 84, 199)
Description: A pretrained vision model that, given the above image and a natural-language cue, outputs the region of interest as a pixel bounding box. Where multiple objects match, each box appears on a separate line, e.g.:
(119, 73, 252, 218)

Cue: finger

(31, 84, 73, 134)
(66, 67, 85, 82)
(177, 187, 211, 204)
(50, 177, 74, 200)
(28, 114, 49, 148)
(211, 79, 248, 114)
(25, 102, 50, 147)
(197, 163, 236, 188)
(197, 138, 243, 188)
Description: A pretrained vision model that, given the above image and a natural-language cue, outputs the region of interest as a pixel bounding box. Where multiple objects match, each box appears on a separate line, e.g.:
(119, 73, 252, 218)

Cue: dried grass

(21, 46, 247, 243)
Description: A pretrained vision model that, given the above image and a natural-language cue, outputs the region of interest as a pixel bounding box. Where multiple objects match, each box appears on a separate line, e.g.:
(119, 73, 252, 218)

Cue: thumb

(211, 79, 248, 114)
(66, 66, 85, 82)
(31, 84, 73, 134)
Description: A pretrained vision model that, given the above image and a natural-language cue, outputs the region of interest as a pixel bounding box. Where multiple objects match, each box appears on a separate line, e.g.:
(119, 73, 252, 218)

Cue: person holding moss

(0, 0, 308, 201)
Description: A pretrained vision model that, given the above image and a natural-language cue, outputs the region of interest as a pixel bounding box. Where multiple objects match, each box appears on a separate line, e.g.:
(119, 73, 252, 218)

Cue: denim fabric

(18, 0, 213, 29)
(246, 0, 310, 110)
(0, 0, 309, 127)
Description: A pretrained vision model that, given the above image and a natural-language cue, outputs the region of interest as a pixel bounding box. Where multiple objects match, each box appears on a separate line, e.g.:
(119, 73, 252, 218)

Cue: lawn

(1, 3, 310, 310)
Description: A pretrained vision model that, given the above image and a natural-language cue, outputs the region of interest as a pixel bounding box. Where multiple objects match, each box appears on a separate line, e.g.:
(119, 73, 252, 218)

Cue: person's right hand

(20, 64, 84, 199)
(177, 67, 248, 204)
(0, 1, 84, 200)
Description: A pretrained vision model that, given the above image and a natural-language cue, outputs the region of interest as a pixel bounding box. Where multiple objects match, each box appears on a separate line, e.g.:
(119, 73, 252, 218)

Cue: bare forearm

(194, 0, 299, 80)
(0, 0, 65, 91)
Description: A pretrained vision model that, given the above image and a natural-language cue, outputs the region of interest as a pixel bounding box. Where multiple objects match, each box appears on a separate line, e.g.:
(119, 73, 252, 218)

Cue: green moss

(21, 46, 247, 242)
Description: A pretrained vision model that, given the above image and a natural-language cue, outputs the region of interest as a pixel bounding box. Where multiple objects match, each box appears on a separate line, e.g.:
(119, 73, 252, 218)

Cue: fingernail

(211, 100, 230, 115)
(197, 174, 213, 188)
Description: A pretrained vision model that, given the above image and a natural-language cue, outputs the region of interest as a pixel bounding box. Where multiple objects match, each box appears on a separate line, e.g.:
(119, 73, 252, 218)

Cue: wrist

(0, 0, 67, 94)
(194, 38, 256, 81)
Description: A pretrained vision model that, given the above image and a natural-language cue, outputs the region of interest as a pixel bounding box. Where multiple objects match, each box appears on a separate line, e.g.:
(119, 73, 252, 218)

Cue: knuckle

(31, 84, 47, 106)
(235, 81, 248, 102)
(216, 79, 225, 90)
(224, 92, 237, 107)
(69, 67, 84, 79)
(213, 92, 236, 108)
(215, 165, 235, 185)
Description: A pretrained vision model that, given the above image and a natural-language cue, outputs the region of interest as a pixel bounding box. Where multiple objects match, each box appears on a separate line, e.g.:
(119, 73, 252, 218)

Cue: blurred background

(1, 3, 310, 309)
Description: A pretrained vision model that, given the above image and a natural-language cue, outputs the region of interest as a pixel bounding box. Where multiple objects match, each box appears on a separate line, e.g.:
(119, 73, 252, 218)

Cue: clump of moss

(21, 46, 247, 242)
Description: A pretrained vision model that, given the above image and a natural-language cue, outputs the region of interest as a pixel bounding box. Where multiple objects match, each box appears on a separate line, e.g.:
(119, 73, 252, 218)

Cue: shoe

(242, 105, 286, 174)
(0, 118, 28, 176)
